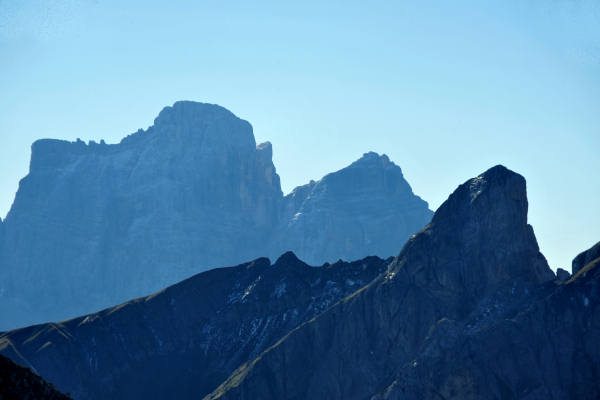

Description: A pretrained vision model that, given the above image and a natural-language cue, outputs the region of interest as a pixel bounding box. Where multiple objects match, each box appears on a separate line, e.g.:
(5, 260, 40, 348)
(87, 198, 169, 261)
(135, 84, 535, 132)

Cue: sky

(0, 0, 599, 271)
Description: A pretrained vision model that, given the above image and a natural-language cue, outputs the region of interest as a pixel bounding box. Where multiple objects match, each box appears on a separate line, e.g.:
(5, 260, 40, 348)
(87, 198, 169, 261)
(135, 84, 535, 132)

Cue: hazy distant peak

(256, 141, 273, 160)
(354, 151, 391, 164)
(153, 101, 241, 127)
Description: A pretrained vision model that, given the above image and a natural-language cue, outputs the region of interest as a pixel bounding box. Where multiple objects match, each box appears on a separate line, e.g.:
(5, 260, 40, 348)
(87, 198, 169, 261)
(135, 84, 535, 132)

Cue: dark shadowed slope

(0, 101, 432, 330)
(0, 254, 387, 400)
(372, 247, 600, 400)
(205, 165, 600, 400)
(0, 354, 71, 400)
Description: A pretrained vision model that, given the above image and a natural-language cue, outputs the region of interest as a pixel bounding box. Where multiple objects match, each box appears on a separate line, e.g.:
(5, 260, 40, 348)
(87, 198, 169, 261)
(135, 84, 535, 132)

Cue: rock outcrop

(572, 241, 600, 276)
(0, 354, 71, 400)
(0, 101, 282, 330)
(0, 253, 387, 400)
(206, 166, 599, 400)
(271, 152, 433, 265)
(0, 101, 432, 330)
(556, 267, 571, 282)
(2, 165, 597, 399)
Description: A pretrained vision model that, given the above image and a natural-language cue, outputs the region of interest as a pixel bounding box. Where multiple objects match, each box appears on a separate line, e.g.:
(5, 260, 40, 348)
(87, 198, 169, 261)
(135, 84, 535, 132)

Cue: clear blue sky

(1, 0, 599, 271)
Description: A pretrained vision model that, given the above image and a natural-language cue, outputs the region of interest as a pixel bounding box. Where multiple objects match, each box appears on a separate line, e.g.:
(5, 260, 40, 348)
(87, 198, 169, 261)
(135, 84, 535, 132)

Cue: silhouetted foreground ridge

(205, 166, 598, 400)
(0, 254, 388, 399)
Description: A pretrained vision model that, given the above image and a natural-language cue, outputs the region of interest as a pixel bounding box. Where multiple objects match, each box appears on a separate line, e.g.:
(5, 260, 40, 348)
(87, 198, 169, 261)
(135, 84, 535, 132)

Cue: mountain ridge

(0, 253, 388, 399)
(205, 165, 593, 400)
(0, 101, 432, 330)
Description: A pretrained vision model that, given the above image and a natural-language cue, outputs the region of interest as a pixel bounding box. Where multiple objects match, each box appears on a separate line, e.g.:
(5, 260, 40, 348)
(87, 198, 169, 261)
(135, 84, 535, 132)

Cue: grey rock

(270, 152, 433, 265)
(0, 101, 432, 330)
(0, 101, 282, 330)
(572, 241, 600, 276)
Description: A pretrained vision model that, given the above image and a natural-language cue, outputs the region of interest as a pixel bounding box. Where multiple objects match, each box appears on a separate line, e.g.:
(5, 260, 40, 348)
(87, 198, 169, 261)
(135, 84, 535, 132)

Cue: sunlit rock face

(0, 101, 432, 330)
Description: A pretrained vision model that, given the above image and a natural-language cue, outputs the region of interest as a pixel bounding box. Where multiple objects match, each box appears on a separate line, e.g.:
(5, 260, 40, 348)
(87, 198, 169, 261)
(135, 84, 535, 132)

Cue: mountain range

(208, 166, 600, 399)
(1, 164, 598, 399)
(0, 101, 432, 330)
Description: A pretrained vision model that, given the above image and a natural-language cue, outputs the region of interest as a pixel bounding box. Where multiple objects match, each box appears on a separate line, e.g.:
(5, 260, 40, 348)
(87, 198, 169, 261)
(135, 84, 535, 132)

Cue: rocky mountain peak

(154, 101, 239, 127)
(201, 166, 580, 400)
(0, 102, 432, 330)
(396, 165, 554, 300)
(150, 101, 256, 151)
(256, 140, 273, 153)
(353, 151, 391, 165)
(271, 152, 433, 264)
(274, 251, 307, 268)
(431, 164, 527, 228)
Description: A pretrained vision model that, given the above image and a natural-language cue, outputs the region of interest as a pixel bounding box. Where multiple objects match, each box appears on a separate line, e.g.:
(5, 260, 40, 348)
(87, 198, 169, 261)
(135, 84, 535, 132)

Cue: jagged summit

(0, 247, 388, 400)
(152, 101, 252, 142)
(396, 164, 554, 297)
(432, 164, 526, 225)
(274, 251, 307, 267)
(0, 101, 432, 330)
(353, 151, 391, 164)
(271, 151, 433, 264)
(204, 165, 560, 400)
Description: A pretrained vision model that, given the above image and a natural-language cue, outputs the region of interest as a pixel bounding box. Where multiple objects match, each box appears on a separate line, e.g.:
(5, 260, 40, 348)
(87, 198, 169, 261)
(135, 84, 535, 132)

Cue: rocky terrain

(0, 252, 388, 399)
(0, 354, 71, 400)
(272, 151, 432, 265)
(205, 166, 599, 400)
(0, 101, 432, 330)
(1, 164, 597, 399)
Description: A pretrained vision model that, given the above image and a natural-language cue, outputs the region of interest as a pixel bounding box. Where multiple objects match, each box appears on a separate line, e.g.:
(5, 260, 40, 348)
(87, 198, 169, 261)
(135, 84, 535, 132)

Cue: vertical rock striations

(0, 101, 432, 330)
(0, 101, 283, 329)
(271, 152, 433, 265)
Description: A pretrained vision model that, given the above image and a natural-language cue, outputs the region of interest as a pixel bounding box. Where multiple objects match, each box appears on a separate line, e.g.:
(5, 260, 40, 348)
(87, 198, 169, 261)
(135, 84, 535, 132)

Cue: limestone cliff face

(0, 101, 432, 330)
(0, 101, 283, 329)
(206, 166, 587, 400)
(271, 152, 433, 265)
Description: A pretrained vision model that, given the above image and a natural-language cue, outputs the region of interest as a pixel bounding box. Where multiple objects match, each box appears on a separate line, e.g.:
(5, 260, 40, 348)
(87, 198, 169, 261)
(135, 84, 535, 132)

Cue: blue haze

(1, 0, 599, 270)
